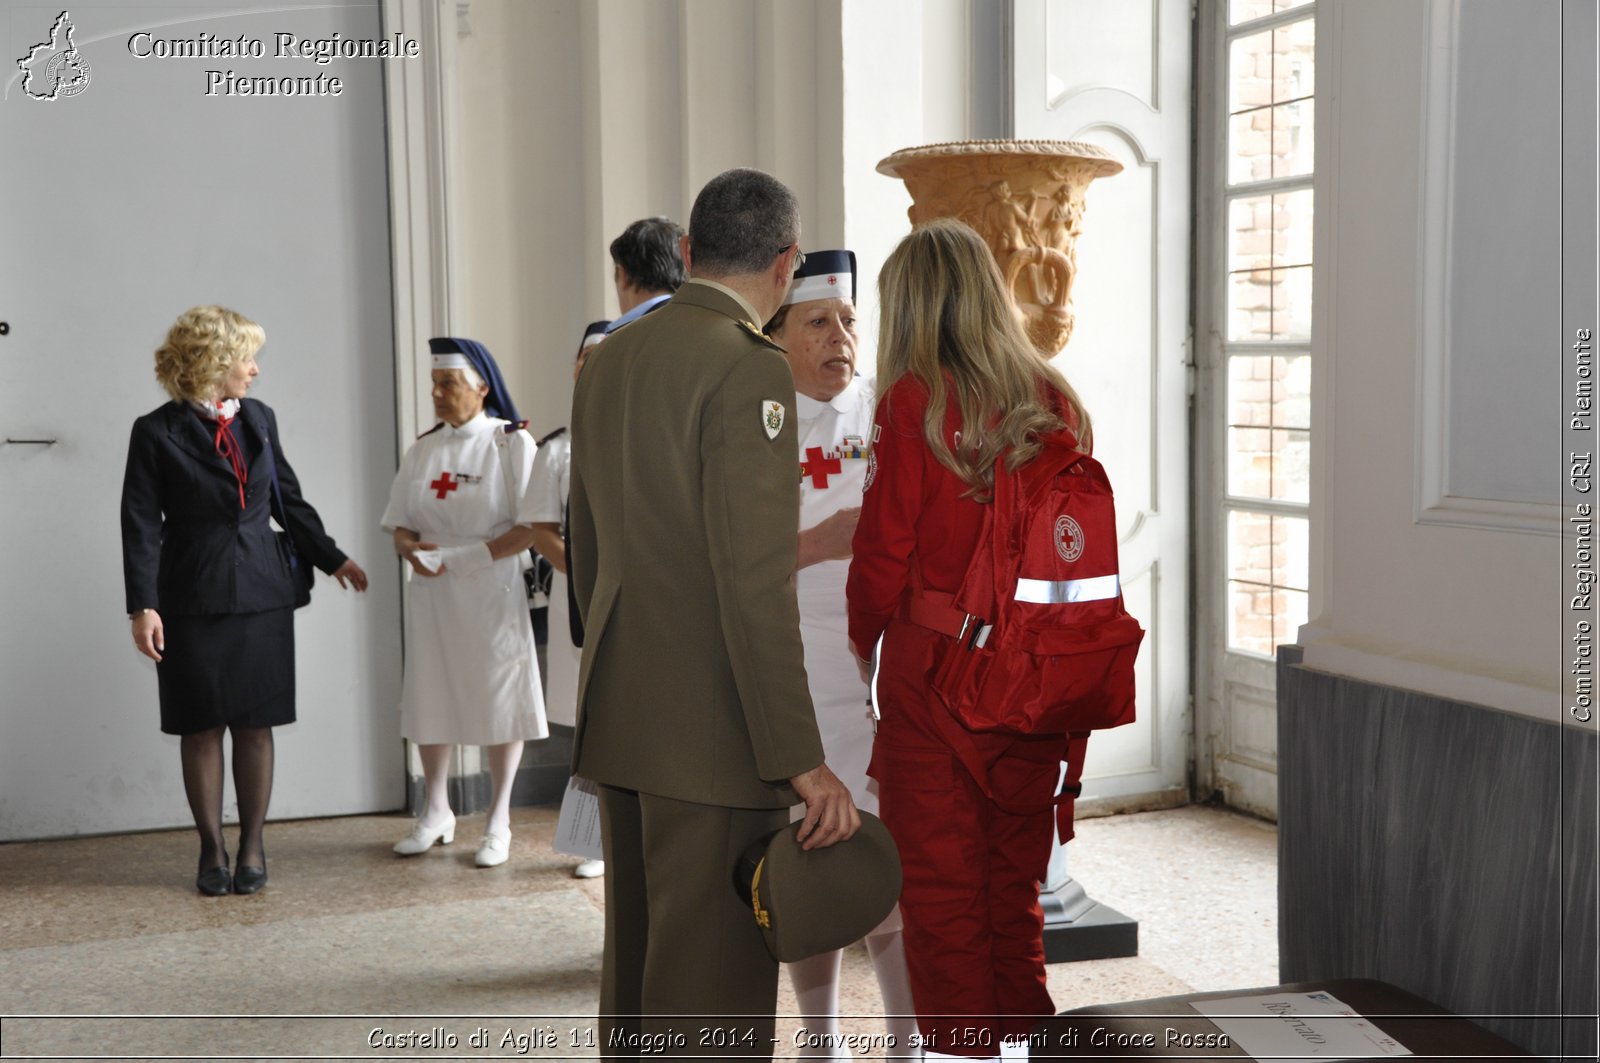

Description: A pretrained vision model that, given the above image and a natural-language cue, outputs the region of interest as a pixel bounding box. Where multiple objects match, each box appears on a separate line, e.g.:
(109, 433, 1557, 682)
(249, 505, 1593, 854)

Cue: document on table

(1190, 991, 1413, 1061)
(553, 775, 603, 860)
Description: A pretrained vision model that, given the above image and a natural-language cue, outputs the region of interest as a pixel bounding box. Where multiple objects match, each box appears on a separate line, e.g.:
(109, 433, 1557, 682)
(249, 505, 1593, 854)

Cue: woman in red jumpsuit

(846, 219, 1094, 1059)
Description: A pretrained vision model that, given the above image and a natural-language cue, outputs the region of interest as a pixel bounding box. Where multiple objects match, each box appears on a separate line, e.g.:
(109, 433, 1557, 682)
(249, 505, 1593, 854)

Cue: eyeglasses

(778, 244, 807, 276)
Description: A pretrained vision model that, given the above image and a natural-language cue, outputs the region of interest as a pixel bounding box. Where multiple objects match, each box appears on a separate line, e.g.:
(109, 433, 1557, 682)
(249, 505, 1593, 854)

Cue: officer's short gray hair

(687, 168, 800, 278)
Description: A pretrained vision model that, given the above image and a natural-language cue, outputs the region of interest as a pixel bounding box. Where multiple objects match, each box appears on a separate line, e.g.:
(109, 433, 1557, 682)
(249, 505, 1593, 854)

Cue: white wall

(1298, 0, 1564, 721)
(453, 0, 587, 438)
(445, 0, 981, 724)
(841, 0, 981, 371)
(450, 0, 984, 429)
(449, 0, 884, 442)
(1441, 1, 1561, 506)
(1, 0, 404, 838)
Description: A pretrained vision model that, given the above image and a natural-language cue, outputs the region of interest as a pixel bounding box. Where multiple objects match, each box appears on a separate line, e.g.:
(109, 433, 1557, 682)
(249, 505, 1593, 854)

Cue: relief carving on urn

(878, 140, 1122, 356)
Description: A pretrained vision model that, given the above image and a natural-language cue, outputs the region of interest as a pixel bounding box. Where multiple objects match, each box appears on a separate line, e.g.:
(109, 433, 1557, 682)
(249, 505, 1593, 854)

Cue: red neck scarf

(195, 400, 247, 509)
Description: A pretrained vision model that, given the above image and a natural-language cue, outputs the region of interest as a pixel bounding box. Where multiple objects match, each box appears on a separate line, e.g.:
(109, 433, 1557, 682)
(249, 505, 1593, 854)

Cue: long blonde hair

(875, 219, 1093, 500)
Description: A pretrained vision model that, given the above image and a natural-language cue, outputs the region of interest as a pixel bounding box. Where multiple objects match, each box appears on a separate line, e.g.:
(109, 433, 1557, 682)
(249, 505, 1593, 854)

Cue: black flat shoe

(233, 864, 267, 895)
(196, 865, 232, 896)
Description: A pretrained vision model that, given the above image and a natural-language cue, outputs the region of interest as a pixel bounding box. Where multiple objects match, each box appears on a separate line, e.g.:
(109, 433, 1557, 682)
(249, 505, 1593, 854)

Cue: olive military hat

(733, 811, 902, 963)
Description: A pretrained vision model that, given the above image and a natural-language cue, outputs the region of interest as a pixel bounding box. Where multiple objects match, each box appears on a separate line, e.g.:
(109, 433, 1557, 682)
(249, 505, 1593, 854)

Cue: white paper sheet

(553, 775, 603, 860)
(1189, 991, 1413, 1061)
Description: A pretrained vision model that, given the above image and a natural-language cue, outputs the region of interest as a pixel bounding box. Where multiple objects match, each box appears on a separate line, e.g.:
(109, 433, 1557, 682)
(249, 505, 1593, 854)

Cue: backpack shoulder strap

(899, 483, 1000, 644)
(901, 588, 970, 641)
(1058, 731, 1091, 843)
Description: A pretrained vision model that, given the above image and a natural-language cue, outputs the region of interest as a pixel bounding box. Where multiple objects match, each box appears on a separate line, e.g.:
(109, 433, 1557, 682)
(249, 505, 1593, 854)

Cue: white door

(0, 0, 404, 840)
(1011, 0, 1193, 808)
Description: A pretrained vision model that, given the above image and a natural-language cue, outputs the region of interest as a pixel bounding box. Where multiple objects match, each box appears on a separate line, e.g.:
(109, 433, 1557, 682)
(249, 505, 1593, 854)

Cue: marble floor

(0, 803, 1277, 1060)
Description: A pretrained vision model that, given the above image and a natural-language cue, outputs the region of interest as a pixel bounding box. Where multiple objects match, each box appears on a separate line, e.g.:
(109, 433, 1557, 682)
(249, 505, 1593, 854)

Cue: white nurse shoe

(393, 814, 455, 856)
(474, 831, 510, 867)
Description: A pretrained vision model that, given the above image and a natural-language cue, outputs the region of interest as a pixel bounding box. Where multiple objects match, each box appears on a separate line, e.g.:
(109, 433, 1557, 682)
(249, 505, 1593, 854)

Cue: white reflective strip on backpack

(1014, 574, 1122, 603)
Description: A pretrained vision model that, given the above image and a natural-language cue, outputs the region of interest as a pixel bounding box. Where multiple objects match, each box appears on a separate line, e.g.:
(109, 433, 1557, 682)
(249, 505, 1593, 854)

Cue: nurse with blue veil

(382, 338, 548, 868)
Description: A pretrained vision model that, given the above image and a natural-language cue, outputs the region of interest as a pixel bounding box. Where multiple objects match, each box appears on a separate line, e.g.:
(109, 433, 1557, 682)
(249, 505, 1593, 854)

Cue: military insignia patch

(762, 400, 785, 440)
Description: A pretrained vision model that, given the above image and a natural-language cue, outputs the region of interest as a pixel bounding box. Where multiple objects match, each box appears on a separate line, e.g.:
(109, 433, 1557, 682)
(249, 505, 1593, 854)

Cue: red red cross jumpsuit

(846, 375, 1069, 1056)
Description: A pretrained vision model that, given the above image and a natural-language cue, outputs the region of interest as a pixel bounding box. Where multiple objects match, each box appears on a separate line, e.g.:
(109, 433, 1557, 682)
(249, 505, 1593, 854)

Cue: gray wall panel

(1562, 727, 1598, 1055)
(1278, 652, 1596, 1059)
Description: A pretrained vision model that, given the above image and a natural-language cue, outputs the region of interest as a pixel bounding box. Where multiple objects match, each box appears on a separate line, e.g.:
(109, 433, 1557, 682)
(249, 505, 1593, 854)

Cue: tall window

(1219, 0, 1314, 657)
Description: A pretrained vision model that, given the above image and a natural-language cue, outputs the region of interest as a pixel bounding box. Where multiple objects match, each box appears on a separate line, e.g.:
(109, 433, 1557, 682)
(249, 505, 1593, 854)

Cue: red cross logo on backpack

(1054, 514, 1084, 563)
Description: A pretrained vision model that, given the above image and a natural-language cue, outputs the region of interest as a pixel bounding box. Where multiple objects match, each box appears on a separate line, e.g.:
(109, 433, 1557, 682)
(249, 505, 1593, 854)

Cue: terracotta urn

(877, 139, 1122, 356)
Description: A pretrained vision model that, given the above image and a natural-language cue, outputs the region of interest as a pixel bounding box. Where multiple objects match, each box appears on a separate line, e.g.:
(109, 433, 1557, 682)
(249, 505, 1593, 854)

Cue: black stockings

(179, 725, 275, 871)
(231, 726, 274, 868)
(180, 728, 227, 870)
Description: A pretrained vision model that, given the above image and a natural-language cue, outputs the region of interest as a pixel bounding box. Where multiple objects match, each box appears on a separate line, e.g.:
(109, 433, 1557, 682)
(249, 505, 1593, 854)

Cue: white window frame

(1193, 0, 1317, 816)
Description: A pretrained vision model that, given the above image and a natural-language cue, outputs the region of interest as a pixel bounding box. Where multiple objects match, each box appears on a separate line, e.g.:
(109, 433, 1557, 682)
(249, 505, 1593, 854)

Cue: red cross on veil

(801, 446, 842, 489)
(429, 472, 461, 499)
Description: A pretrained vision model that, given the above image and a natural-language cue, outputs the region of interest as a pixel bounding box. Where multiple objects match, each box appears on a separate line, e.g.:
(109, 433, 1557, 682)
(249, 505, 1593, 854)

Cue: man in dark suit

(569, 168, 859, 1055)
(606, 216, 686, 333)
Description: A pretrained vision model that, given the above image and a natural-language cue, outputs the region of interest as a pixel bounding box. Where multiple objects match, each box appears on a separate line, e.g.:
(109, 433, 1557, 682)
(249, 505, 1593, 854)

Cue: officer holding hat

(568, 168, 858, 1055)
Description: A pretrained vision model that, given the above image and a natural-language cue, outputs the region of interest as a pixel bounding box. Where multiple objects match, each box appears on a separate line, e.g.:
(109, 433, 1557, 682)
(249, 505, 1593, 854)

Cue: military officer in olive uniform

(568, 168, 859, 1056)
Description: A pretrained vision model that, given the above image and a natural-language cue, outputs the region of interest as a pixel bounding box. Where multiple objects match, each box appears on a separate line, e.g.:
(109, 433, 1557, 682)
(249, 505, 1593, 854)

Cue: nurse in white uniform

(382, 337, 549, 868)
(769, 252, 919, 1057)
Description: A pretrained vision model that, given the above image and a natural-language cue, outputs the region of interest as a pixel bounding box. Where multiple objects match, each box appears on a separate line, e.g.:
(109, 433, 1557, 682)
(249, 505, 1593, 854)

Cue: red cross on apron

(801, 446, 842, 489)
(429, 471, 461, 499)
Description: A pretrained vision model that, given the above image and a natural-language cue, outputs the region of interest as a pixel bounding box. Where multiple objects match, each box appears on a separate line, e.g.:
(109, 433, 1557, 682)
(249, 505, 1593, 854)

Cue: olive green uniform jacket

(568, 281, 824, 809)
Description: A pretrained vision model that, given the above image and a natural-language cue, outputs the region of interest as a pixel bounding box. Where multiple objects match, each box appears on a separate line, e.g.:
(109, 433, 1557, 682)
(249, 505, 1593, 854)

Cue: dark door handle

(5, 438, 57, 445)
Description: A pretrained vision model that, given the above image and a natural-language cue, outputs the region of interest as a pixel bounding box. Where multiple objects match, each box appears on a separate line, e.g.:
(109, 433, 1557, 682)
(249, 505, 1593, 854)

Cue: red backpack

(900, 426, 1145, 838)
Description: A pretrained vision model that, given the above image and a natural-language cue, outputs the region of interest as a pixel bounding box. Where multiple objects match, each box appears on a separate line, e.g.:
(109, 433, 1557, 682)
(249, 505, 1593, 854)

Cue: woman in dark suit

(121, 305, 368, 896)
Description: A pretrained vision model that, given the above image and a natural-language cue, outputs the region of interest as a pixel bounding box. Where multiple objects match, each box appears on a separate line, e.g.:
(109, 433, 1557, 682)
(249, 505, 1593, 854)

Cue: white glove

(437, 542, 493, 577)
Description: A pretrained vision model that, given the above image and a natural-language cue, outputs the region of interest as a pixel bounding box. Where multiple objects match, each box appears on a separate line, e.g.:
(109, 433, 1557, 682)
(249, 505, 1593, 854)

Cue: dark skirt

(157, 608, 296, 735)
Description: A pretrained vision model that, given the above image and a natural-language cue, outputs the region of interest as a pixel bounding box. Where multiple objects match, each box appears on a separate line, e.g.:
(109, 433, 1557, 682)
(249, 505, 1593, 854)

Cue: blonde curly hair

(153, 305, 265, 403)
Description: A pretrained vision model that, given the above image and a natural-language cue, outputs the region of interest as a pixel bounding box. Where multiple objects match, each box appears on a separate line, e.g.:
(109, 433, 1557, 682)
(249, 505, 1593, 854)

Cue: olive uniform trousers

(598, 784, 789, 1058)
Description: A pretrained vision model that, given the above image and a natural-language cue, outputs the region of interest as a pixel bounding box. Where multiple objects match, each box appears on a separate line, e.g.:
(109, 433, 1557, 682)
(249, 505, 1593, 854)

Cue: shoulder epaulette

(417, 422, 445, 439)
(503, 420, 529, 433)
(537, 426, 568, 446)
(737, 319, 788, 353)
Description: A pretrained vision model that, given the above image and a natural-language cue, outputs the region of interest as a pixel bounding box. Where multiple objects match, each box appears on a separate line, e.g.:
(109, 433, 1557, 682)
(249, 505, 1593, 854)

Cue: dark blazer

(121, 397, 347, 616)
(568, 281, 824, 809)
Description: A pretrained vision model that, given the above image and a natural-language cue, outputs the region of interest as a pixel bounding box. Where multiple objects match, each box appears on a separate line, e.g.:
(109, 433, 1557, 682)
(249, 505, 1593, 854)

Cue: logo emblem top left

(17, 11, 92, 101)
